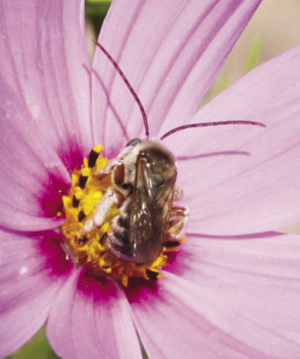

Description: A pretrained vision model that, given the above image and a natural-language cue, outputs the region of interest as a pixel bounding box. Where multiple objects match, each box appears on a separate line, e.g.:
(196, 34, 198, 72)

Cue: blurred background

(5, 0, 300, 358)
(206, 0, 300, 99)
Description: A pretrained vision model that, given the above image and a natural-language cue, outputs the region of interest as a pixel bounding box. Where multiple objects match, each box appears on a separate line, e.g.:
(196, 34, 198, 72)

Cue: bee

(100, 138, 187, 264)
(84, 42, 265, 265)
(82, 137, 187, 264)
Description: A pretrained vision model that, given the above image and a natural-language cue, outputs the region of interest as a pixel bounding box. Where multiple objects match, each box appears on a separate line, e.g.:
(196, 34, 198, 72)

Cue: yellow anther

(93, 144, 103, 153)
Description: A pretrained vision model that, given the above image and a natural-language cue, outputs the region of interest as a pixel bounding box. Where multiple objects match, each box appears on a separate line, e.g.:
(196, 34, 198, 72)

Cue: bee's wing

(129, 154, 175, 264)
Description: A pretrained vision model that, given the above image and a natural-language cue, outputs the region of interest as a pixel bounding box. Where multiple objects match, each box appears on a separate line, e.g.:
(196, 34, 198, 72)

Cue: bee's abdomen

(107, 212, 133, 261)
(117, 214, 130, 229)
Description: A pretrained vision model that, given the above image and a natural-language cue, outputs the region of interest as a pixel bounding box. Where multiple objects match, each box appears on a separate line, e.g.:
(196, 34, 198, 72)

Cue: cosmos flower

(1, 0, 300, 358)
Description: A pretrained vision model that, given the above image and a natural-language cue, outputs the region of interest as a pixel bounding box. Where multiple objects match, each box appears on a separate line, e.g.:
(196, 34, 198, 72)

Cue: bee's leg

(81, 189, 121, 235)
(167, 206, 188, 237)
(173, 188, 183, 201)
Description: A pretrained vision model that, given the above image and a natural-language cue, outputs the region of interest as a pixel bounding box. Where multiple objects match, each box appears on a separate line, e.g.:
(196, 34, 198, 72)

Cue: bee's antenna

(160, 120, 266, 140)
(95, 41, 150, 138)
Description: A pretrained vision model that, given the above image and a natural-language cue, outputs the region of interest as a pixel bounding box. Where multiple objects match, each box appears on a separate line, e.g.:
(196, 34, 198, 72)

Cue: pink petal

(0, 230, 72, 358)
(166, 44, 300, 235)
(0, 87, 71, 231)
(47, 269, 142, 359)
(159, 232, 300, 358)
(92, 0, 262, 157)
(0, 0, 93, 171)
(127, 277, 260, 359)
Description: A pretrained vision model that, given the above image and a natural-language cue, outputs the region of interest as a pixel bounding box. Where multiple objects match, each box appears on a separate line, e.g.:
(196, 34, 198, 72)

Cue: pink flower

(1, 0, 300, 358)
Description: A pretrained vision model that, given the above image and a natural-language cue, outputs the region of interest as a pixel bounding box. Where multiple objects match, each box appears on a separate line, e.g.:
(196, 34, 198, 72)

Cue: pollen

(60, 145, 182, 287)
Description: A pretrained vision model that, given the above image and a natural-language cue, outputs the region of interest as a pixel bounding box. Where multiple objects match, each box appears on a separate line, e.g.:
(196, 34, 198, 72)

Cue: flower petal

(0, 83, 72, 231)
(127, 276, 261, 359)
(92, 0, 262, 156)
(0, 0, 93, 171)
(0, 230, 71, 358)
(47, 269, 142, 359)
(160, 232, 300, 358)
(168, 44, 300, 235)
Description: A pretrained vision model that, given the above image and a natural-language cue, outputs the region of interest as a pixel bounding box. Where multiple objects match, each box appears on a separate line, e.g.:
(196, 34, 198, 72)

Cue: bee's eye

(112, 162, 125, 186)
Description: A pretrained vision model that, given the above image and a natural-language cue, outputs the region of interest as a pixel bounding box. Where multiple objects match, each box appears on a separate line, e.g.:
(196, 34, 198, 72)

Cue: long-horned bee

(83, 42, 265, 265)
(84, 138, 187, 264)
